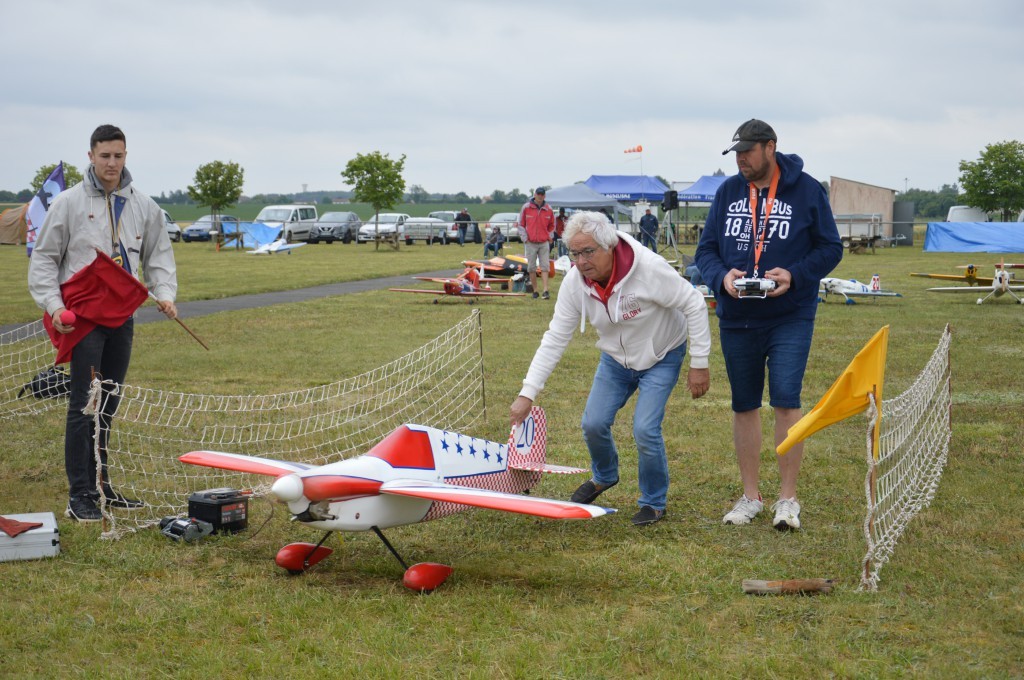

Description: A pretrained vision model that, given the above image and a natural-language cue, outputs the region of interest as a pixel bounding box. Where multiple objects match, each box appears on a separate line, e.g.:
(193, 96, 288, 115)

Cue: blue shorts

(720, 320, 814, 412)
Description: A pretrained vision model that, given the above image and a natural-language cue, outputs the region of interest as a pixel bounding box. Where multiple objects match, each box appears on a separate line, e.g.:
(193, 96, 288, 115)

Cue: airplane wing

(911, 272, 992, 285)
(179, 450, 313, 477)
(460, 291, 527, 298)
(927, 285, 1024, 293)
(388, 288, 447, 296)
(379, 479, 614, 519)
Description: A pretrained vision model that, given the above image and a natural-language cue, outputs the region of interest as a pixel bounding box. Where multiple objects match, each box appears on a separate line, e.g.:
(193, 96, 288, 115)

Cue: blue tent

(584, 175, 669, 202)
(676, 175, 728, 203)
(924, 222, 1024, 253)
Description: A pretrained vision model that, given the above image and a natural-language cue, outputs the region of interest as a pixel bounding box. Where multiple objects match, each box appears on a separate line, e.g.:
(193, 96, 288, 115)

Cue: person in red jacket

(518, 187, 556, 299)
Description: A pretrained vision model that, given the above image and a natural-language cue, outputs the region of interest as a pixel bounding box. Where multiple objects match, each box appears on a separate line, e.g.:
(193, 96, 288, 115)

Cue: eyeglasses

(568, 247, 599, 261)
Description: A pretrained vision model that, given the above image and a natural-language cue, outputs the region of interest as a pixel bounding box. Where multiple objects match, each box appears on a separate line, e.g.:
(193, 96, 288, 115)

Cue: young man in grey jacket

(28, 124, 178, 522)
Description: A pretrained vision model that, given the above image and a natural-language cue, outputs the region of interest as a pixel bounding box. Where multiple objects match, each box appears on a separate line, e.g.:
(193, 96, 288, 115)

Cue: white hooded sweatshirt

(520, 231, 711, 401)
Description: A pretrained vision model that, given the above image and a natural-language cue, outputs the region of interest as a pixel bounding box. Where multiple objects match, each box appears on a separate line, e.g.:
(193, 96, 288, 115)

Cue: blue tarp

(677, 175, 728, 203)
(221, 221, 282, 247)
(584, 175, 670, 201)
(924, 222, 1024, 253)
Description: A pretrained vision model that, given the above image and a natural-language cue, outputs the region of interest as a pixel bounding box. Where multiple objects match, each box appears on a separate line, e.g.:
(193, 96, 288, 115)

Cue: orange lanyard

(747, 164, 780, 279)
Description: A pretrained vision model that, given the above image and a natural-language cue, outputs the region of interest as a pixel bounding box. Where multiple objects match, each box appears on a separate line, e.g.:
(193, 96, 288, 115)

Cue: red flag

(43, 250, 151, 364)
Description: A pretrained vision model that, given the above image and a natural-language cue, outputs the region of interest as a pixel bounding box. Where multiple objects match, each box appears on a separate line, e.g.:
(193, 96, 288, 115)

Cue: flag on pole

(776, 325, 889, 456)
(42, 250, 151, 365)
(26, 162, 66, 258)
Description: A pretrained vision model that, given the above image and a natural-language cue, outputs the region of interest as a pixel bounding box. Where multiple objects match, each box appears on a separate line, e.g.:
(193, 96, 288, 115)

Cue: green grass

(1, 239, 1023, 677)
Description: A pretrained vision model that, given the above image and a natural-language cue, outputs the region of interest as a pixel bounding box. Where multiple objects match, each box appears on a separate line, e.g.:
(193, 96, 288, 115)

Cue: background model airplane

(910, 263, 1014, 287)
(462, 255, 558, 279)
(819, 275, 902, 304)
(180, 407, 613, 591)
(247, 238, 305, 255)
(926, 262, 1024, 304)
(389, 266, 527, 302)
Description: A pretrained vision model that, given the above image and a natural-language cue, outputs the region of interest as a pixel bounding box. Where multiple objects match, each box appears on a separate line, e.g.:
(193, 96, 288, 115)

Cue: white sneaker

(772, 498, 801, 530)
(723, 495, 763, 525)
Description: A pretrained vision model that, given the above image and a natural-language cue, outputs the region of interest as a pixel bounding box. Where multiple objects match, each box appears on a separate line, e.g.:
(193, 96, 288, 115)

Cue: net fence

(0, 311, 485, 538)
(860, 324, 952, 591)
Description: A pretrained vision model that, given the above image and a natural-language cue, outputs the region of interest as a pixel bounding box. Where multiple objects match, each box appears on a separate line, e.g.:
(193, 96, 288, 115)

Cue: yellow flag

(776, 326, 889, 455)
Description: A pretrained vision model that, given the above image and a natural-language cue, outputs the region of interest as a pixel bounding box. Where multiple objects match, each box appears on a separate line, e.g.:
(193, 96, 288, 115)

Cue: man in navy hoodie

(695, 119, 842, 531)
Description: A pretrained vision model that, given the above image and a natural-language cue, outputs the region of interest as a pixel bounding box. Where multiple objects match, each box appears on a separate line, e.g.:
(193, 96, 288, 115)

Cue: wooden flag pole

(148, 293, 209, 350)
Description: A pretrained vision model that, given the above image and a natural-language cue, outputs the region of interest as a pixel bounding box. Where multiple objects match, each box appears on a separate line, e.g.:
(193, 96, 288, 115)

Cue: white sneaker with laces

(772, 498, 801, 530)
(723, 495, 763, 525)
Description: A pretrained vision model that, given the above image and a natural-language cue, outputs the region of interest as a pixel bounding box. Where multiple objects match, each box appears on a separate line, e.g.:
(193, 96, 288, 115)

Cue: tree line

(8, 141, 1023, 222)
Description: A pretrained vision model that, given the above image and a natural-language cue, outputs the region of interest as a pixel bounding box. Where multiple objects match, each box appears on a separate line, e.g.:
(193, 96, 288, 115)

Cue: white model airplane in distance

(248, 238, 306, 255)
(819, 275, 902, 305)
(927, 263, 1024, 304)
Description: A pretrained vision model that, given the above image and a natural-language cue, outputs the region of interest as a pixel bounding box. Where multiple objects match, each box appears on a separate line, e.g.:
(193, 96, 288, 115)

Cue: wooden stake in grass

(742, 578, 834, 595)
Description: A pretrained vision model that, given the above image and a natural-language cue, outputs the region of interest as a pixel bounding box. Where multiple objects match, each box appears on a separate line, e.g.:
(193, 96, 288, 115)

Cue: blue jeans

(65, 320, 134, 499)
(719, 320, 814, 412)
(580, 343, 686, 511)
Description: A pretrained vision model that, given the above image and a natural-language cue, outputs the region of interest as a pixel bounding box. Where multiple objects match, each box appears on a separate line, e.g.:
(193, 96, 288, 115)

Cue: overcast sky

(3, 0, 1021, 199)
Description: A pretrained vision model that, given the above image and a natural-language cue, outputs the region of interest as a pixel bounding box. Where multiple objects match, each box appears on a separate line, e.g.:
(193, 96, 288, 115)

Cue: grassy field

(1, 236, 1022, 677)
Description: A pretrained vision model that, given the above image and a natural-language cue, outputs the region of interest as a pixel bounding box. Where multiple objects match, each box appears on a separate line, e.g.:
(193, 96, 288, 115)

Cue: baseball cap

(722, 119, 777, 155)
(534, 187, 546, 194)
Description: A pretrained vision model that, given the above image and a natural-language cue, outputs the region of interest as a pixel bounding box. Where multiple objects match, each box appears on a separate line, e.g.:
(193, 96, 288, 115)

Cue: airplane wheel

(433, 299, 439, 305)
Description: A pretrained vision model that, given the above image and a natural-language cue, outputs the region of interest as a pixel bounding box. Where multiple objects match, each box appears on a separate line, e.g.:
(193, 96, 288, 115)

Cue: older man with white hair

(510, 211, 711, 526)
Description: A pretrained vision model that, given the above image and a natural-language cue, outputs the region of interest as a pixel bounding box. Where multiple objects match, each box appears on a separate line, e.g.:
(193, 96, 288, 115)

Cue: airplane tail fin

(508, 406, 587, 479)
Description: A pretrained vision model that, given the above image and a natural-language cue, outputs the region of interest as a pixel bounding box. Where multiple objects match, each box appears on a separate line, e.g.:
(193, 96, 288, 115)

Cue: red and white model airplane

(926, 262, 1024, 304)
(389, 266, 526, 302)
(179, 407, 613, 591)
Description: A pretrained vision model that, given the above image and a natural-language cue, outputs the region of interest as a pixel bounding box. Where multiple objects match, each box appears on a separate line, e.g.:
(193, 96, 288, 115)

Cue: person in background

(28, 124, 178, 523)
(483, 224, 505, 257)
(553, 207, 569, 257)
(639, 208, 659, 250)
(510, 211, 711, 526)
(695, 118, 842, 531)
(454, 208, 472, 246)
(518, 187, 556, 299)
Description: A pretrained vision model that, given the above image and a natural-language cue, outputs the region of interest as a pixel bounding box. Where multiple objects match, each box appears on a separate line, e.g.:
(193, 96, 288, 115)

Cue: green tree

(187, 161, 245, 216)
(31, 162, 83, 193)
(341, 151, 406, 247)
(958, 140, 1024, 221)
(407, 184, 430, 204)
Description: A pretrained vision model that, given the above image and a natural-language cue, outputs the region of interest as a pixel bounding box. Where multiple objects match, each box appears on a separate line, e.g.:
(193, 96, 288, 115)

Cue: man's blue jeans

(65, 320, 134, 499)
(580, 343, 686, 511)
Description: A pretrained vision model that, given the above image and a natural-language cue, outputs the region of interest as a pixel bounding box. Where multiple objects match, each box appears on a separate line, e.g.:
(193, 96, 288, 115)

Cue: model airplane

(389, 266, 526, 303)
(926, 262, 1024, 304)
(462, 255, 558, 279)
(248, 238, 306, 255)
(910, 263, 1011, 287)
(819, 275, 902, 304)
(179, 407, 613, 591)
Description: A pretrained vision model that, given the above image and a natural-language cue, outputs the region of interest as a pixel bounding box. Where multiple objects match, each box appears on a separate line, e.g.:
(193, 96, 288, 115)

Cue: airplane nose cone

(271, 474, 305, 502)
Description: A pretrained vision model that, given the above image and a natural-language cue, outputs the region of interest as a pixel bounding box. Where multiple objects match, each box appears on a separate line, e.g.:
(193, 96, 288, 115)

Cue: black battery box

(187, 488, 248, 533)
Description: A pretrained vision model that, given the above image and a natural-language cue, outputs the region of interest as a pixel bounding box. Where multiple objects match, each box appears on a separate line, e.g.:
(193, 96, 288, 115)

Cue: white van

(946, 205, 990, 222)
(254, 204, 319, 242)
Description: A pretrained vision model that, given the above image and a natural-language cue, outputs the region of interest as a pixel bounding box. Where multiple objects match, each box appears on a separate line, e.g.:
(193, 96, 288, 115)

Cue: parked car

(426, 210, 462, 244)
(357, 213, 410, 243)
(403, 217, 452, 244)
(162, 210, 181, 242)
(308, 211, 362, 244)
(483, 212, 522, 243)
(254, 204, 319, 242)
(181, 214, 240, 242)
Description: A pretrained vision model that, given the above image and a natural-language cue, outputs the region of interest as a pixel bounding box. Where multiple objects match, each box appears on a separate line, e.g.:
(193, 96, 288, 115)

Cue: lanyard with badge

(106, 193, 131, 274)
(746, 164, 780, 279)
